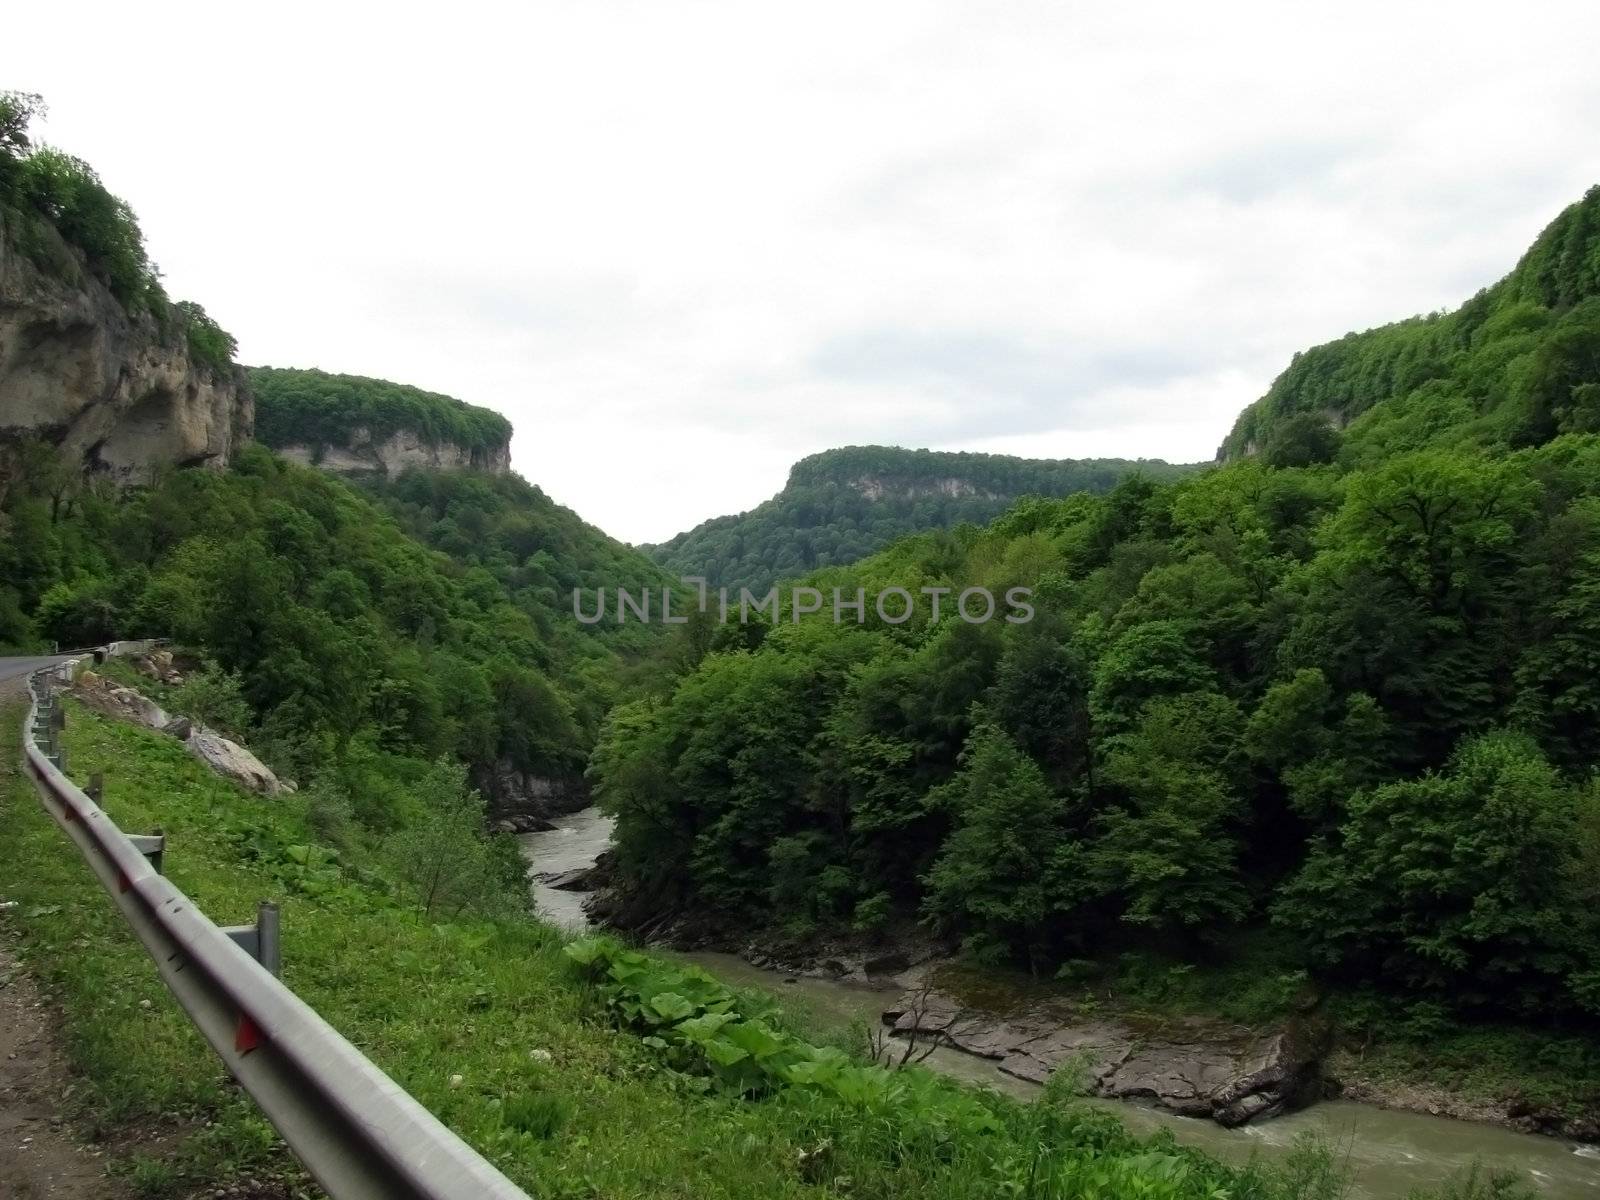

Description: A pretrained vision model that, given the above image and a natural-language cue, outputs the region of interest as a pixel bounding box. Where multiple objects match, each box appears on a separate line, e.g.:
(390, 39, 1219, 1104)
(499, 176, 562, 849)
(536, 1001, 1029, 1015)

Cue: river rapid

(520, 808, 1600, 1200)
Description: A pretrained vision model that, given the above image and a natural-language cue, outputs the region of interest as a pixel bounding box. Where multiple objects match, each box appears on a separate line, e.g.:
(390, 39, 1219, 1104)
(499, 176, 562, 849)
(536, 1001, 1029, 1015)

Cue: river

(520, 809, 1600, 1200)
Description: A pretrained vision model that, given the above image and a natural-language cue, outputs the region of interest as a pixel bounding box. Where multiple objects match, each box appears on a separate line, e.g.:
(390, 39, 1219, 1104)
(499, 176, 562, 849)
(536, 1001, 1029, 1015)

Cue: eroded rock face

(473, 760, 590, 828)
(0, 217, 251, 483)
(275, 425, 510, 477)
(849, 475, 1000, 502)
(888, 990, 1325, 1127)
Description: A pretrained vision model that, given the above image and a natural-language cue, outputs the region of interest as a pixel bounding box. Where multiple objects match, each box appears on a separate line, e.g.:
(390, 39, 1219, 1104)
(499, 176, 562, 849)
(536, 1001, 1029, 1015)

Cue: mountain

(592, 185, 1600, 1041)
(0, 98, 249, 490)
(645, 444, 1194, 593)
(249, 366, 513, 476)
(1219, 185, 1600, 463)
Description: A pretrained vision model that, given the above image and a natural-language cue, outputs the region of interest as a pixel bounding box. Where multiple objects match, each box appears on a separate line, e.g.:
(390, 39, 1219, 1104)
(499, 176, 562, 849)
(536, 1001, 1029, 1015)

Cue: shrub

(172, 663, 254, 739)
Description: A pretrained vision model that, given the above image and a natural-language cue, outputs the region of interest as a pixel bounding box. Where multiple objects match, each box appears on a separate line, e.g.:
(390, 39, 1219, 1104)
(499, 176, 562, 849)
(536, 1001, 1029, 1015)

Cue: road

(0, 657, 73, 701)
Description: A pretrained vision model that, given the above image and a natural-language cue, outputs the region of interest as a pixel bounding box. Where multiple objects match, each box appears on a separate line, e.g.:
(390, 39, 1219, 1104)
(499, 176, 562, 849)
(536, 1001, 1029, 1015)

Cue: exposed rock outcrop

(0, 215, 251, 484)
(849, 475, 1000, 502)
(887, 989, 1326, 1127)
(275, 426, 510, 477)
(474, 760, 590, 833)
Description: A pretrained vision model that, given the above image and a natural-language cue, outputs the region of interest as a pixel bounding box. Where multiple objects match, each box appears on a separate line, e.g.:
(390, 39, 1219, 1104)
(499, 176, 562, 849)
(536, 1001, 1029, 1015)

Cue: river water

(520, 809, 1600, 1200)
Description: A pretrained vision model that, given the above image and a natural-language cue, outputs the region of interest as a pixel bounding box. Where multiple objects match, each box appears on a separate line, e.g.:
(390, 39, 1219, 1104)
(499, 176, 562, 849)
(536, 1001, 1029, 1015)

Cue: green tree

(385, 758, 519, 919)
(922, 726, 1085, 969)
(1275, 731, 1591, 1012)
(1091, 693, 1250, 937)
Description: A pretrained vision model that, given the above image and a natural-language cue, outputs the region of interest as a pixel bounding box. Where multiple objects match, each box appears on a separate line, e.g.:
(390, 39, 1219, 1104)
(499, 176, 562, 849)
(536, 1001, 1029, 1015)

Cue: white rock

(185, 729, 282, 796)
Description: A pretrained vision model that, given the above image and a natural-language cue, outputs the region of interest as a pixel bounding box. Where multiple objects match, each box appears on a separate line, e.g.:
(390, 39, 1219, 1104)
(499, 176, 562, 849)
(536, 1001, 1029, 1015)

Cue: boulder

(71, 669, 283, 797)
(538, 866, 602, 891)
(185, 729, 282, 796)
(73, 671, 175, 733)
(138, 650, 174, 680)
(491, 814, 556, 834)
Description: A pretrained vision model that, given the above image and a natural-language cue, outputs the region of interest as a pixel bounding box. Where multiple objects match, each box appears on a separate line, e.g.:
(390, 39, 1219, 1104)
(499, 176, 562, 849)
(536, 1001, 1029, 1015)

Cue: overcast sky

(7, 2, 1600, 543)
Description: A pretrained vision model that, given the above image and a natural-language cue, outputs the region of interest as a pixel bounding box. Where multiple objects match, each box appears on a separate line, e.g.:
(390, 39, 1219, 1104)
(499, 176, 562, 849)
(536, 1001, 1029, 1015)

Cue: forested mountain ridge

(1219, 185, 1600, 462)
(593, 184, 1600, 1037)
(250, 366, 514, 476)
(645, 444, 1192, 593)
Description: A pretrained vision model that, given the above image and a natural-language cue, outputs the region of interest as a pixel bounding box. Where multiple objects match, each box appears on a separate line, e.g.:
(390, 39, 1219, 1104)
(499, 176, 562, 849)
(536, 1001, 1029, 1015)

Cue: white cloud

(5, 1, 1599, 542)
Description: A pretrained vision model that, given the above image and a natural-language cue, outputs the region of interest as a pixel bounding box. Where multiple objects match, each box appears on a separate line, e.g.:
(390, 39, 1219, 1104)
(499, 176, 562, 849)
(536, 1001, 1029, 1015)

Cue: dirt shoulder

(1, 678, 129, 1198)
(0, 917, 129, 1200)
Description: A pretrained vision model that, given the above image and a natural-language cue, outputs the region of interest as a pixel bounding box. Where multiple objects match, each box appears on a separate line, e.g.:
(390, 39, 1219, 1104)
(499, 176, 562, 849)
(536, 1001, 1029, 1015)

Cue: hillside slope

(0, 443, 656, 810)
(646, 444, 1192, 593)
(1219, 185, 1600, 462)
(593, 184, 1600, 1072)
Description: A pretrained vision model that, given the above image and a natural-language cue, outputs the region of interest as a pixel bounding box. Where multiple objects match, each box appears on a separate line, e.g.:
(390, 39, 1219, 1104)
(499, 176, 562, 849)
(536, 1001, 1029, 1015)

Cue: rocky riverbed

(882, 988, 1326, 1127)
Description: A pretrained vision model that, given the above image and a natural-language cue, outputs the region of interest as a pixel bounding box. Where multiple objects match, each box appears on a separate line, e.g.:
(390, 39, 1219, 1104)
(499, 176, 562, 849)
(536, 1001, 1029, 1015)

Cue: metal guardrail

(18, 659, 533, 1200)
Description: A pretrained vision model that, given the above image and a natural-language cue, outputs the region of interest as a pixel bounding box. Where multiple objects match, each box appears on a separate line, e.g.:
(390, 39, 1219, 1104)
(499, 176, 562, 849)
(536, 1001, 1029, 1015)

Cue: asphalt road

(0, 656, 72, 696)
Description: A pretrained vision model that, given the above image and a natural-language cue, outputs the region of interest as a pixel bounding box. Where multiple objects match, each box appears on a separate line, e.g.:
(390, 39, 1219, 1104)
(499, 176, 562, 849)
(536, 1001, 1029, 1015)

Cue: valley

(4, 82, 1600, 1200)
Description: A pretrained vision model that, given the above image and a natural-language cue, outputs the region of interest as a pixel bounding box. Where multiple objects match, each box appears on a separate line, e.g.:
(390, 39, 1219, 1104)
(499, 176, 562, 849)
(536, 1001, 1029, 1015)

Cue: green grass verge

(0, 699, 1496, 1199)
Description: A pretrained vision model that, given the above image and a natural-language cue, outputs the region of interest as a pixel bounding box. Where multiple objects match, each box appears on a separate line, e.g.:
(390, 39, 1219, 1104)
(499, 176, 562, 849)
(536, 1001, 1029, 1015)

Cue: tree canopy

(250, 367, 514, 456)
(644, 445, 1194, 594)
(594, 188, 1600, 1024)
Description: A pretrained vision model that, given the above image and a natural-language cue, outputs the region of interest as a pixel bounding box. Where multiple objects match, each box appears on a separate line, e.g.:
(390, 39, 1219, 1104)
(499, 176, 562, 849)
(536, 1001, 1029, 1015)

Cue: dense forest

(646, 445, 1192, 594)
(593, 187, 1600, 1028)
(250, 366, 513, 455)
(0, 441, 674, 813)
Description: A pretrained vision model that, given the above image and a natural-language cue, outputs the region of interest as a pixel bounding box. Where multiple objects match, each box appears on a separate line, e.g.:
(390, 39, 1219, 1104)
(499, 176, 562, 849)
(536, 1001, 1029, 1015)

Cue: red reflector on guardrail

(236, 1013, 264, 1054)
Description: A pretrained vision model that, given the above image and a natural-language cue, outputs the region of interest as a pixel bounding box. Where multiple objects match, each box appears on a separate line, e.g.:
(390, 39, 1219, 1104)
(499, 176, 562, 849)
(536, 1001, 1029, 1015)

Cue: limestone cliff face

(849, 475, 1000, 502)
(0, 216, 251, 482)
(275, 426, 511, 477)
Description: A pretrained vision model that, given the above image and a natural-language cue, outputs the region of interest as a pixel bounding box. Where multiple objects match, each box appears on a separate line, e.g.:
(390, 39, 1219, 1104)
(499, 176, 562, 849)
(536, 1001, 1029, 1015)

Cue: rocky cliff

(0, 214, 251, 483)
(248, 366, 513, 480)
(274, 425, 511, 476)
(849, 474, 1001, 501)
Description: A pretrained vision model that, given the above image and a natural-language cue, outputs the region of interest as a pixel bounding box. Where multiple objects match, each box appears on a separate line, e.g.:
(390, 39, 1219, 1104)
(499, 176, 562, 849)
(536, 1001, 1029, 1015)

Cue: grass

(0, 697, 1514, 1199)
(1331, 1016, 1600, 1122)
(928, 932, 1313, 1031)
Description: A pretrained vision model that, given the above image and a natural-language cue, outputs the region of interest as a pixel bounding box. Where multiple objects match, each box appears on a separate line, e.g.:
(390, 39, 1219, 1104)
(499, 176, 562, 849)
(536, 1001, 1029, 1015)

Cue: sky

(6, 2, 1600, 544)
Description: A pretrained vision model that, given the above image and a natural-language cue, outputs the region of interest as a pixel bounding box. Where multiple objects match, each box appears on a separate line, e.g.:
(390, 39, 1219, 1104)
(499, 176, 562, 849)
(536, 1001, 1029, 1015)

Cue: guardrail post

(31, 688, 51, 744)
(128, 829, 165, 875)
(47, 704, 65, 772)
(258, 901, 281, 977)
(222, 902, 281, 978)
